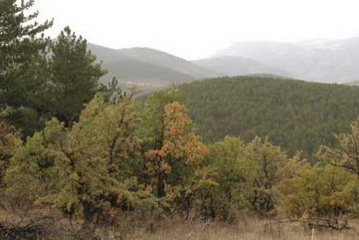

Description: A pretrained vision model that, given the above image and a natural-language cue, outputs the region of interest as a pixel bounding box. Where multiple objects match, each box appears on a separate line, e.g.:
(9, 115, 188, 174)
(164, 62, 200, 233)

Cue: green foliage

(0, 0, 52, 108)
(1, 9, 107, 136)
(5, 118, 63, 210)
(139, 86, 183, 151)
(246, 137, 288, 216)
(5, 93, 163, 225)
(4, 8, 359, 226)
(201, 136, 254, 220)
(138, 88, 212, 217)
(47, 27, 107, 125)
(0, 112, 21, 187)
(180, 76, 359, 158)
(317, 119, 359, 177)
(280, 163, 357, 218)
(202, 136, 290, 219)
(4, 84, 359, 226)
(0, 0, 53, 136)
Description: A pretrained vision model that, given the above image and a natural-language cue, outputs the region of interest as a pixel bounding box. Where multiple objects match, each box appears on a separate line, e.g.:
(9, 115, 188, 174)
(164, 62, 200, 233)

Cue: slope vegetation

(180, 76, 359, 157)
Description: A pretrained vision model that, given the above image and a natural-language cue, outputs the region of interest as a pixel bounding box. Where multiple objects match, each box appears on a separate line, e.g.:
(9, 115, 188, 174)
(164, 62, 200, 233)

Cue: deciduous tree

(145, 102, 207, 201)
(0, 112, 21, 187)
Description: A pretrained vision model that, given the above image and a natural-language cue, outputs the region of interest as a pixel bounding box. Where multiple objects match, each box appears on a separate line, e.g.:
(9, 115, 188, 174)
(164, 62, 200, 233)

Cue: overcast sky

(35, 0, 359, 60)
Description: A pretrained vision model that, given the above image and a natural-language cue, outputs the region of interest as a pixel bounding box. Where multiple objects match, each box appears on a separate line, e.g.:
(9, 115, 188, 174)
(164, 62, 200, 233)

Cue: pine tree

(0, 0, 52, 108)
(48, 27, 107, 126)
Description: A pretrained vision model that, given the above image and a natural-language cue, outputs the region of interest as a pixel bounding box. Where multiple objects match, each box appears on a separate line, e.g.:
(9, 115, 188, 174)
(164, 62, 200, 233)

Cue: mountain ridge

(87, 43, 221, 89)
(214, 38, 359, 83)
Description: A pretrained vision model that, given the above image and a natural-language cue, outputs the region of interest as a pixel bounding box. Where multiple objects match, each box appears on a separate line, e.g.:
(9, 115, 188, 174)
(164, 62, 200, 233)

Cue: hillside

(214, 38, 359, 83)
(344, 80, 359, 86)
(179, 76, 359, 157)
(193, 56, 293, 78)
(87, 43, 220, 88)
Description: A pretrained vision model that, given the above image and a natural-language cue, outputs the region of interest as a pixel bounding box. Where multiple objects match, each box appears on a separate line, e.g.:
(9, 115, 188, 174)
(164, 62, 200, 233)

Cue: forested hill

(179, 76, 359, 157)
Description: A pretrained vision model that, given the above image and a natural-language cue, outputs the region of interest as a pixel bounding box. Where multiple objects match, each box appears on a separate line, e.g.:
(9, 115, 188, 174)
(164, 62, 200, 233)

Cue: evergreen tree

(48, 27, 107, 126)
(0, 0, 52, 108)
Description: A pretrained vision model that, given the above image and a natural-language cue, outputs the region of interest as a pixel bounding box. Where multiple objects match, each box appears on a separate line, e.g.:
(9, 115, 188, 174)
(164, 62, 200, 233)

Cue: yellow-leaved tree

(6, 92, 161, 227)
(279, 163, 356, 218)
(0, 111, 22, 211)
(0, 113, 21, 186)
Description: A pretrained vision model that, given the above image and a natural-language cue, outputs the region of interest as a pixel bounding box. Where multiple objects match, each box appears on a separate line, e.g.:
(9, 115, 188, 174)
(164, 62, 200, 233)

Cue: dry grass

(2, 209, 359, 240)
(121, 218, 359, 240)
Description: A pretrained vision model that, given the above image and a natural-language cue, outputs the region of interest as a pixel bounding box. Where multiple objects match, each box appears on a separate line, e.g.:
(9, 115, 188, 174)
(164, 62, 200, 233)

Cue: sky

(34, 0, 359, 60)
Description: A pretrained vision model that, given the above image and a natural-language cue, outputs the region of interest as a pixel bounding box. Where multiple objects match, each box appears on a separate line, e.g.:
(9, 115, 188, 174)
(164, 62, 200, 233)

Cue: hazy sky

(35, 0, 359, 60)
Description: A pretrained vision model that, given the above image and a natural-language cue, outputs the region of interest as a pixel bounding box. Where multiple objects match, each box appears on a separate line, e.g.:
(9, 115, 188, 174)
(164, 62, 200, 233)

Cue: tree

(145, 102, 207, 201)
(280, 163, 356, 218)
(317, 120, 359, 178)
(139, 86, 183, 151)
(5, 118, 63, 211)
(0, 0, 52, 108)
(6, 92, 162, 227)
(47, 27, 106, 126)
(246, 137, 288, 216)
(315, 119, 359, 216)
(202, 136, 255, 221)
(140, 88, 210, 217)
(0, 112, 21, 187)
(201, 136, 294, 220)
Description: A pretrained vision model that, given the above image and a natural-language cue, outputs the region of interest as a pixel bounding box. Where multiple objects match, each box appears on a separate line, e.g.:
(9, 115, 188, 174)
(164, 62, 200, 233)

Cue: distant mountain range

(87, 43, 221, 90)
(207, 38, 359, 83)
(193, 56, 293, 78)
(88, 37, 359, 88)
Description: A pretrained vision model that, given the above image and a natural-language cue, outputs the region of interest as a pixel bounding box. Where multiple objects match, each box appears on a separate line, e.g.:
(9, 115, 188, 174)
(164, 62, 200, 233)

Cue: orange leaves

(163, 102, 189, 140)
(145, 101, 208, 197)
(145, 101, 207, 169)
(145, 150, 172, 175)
(161, 102, 207, 165)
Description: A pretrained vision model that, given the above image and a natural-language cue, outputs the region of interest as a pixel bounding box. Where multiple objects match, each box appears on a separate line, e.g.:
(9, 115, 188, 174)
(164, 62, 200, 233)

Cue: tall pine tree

(0, 0, 53, 108)
(48, 27, 107, 126)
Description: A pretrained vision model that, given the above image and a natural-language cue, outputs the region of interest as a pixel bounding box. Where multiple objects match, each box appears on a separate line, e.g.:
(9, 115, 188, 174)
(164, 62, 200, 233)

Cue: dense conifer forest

(180, 77, 359, 157)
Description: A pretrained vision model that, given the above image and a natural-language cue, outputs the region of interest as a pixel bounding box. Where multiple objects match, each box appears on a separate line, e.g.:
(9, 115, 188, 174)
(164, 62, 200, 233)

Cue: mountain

(193, 56, 293, 78)
(87, 43, 220, 89)
(213, 38, 359, 83)
(343, 80, 359, 86)
(179, 76, 359, 158)
(116, 48, 219, 79)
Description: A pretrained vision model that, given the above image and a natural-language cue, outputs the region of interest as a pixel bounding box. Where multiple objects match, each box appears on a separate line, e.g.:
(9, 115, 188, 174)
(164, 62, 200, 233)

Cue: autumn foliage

(2, 86, 359, 238)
